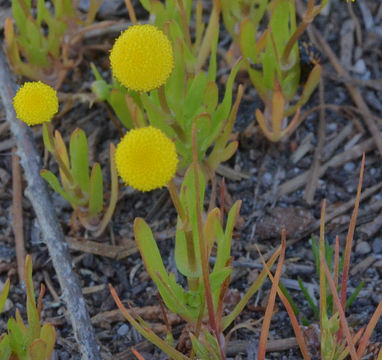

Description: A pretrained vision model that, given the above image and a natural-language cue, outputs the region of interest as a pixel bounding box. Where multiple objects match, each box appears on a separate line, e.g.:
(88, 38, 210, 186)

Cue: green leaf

(138, 0, 151, 11)
(12, 0, 28, 36)
(0, 335, 11, 360)
(134, 218, 192, 318)
(239, 18, 257, 62)
(88, 163, 103, 217)
(345, 280, 364, 309)
(40, 324, 56, 359)
(213, 200, 241, 272)
(70, 129, 90, 194)
(209, 268, 231, 293)
(29, 338, 47, 360)
(25, 255, 40, 340)
(207, 59, 242, 146)
(298, 276, 319, 319)
(0, 279, 10, 314)
(40, 170, 83, 206)
(109, 89, 134, 129)
(175, 166, 205, 278)
(183, 72, 208, 125)
(7, 318, 27, 357)
(203, 82, 218, 113)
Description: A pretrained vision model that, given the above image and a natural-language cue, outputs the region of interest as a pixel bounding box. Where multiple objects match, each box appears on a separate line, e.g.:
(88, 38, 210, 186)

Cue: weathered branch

(0, 46, 101, 360)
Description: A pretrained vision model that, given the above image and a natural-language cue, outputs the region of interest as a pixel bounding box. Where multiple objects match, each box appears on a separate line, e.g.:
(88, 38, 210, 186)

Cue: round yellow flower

(13, 81, 58, 126)
(115, 126, 178, 192)
(110, 24, 174, 92)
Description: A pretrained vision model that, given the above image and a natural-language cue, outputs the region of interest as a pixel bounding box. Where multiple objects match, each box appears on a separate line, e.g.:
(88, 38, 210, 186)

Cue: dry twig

(11, 148, 25, 281)
(0, 47, 101, 360)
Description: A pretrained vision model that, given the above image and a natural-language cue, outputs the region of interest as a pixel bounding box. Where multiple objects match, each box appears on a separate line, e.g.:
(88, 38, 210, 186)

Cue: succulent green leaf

(207, 60, 241, 146)
(138, 0, 151, 11)
(40, 324, 56, 359)
(25, 256, 40, 340)
(0, 279, 10, 315)
(70, 129, 90, 194)
(203, 82, 218, 113)
(134, 218, 191, 318)
(29, 338, 47, 360)
(40, 170, 83, 206)
(0, 335, 11, 359)
(7, 318, 27, 357)
(12, 0, 28, 36)
(214, 200, 241, 272)
(88, 163, 103, 217)
(175, 166, 205, 278)
(109, 89, 134, 129)
(239, 18, 257, 62)
(183, 73, 208, 124)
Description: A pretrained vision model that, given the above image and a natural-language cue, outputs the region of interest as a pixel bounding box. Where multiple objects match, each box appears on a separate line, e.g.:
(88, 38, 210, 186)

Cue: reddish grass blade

(340, 154, 365, 311)
(132, 348, 146, 360)
(257, 244, 311, 360)
(257, 228, 287, 360)
(356, 299, 382, 358)
(320, 254, 359, 360)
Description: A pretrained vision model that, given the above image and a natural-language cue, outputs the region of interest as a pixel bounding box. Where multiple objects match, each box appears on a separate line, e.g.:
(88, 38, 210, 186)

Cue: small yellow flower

(110, 24, 174, 92)
(13, 81, 58, 126)
(115, 126, 178, 192)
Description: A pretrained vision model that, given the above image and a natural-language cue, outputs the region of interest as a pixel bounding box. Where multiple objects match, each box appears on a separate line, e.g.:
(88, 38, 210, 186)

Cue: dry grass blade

(340, 154, 364, 312)
(320, 254, 359, 360)
(356, 299, 382, 358)
(12, 148, 25, 281)
(257, 243, 311, 360)
(257, 228, 287, 360)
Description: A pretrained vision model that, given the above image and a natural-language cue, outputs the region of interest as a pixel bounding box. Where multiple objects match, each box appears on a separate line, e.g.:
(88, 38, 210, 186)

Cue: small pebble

(372, 238, 382, 254)
(355, 241, 371, 255)
(344, 162, 356, 172)
(117, 324, 130, 337)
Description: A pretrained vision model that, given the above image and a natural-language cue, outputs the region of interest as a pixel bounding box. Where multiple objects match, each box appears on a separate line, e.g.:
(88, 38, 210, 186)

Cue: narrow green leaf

(40, 170, 83, 206)
(298, 276, 319, 319)
(203, 82, 218, 113)
(69, 129, 90, 194)
(7, 318, 27, 357)
(0, 279, 10, 314)
(25, 255, 40, 339)
(239, 18, 257, 62)
(88, 163, 103, 216)
(134, 218, 191, 317)
(40, 324, 56, 359)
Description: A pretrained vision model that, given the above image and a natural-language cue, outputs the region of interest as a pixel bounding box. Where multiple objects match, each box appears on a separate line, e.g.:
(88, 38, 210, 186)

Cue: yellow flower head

(110, 24, 174, 92)
(13, 81, 58, 126)
(115, 126, 178, 192)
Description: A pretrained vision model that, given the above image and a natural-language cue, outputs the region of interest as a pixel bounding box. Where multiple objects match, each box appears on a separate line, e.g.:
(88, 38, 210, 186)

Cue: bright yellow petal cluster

(115, 126, 178, 192)
(110, 24, 174, 92)
(13, 81, 58, 126)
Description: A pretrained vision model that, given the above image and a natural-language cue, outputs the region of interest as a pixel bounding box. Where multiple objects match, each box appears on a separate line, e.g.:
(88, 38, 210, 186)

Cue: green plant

(224, 0, 326, 141)
(41, 124, 118, 236)
(282, 235, 364, 326)
(0, 255, 56, 359)
(92, 0, 243, 175)
(110, 127, 281, 359)
(5, 0, 102, 88)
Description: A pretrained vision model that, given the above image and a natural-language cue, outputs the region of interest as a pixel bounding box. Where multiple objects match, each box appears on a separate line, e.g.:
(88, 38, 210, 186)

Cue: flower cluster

(115, 126, 178, 192)
(13, 81, 58, 126)
(110, 24, 174, 92)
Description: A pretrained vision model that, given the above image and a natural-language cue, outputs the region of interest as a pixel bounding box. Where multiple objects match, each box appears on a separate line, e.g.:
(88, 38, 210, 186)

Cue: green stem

(158, 85, 171, 115)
